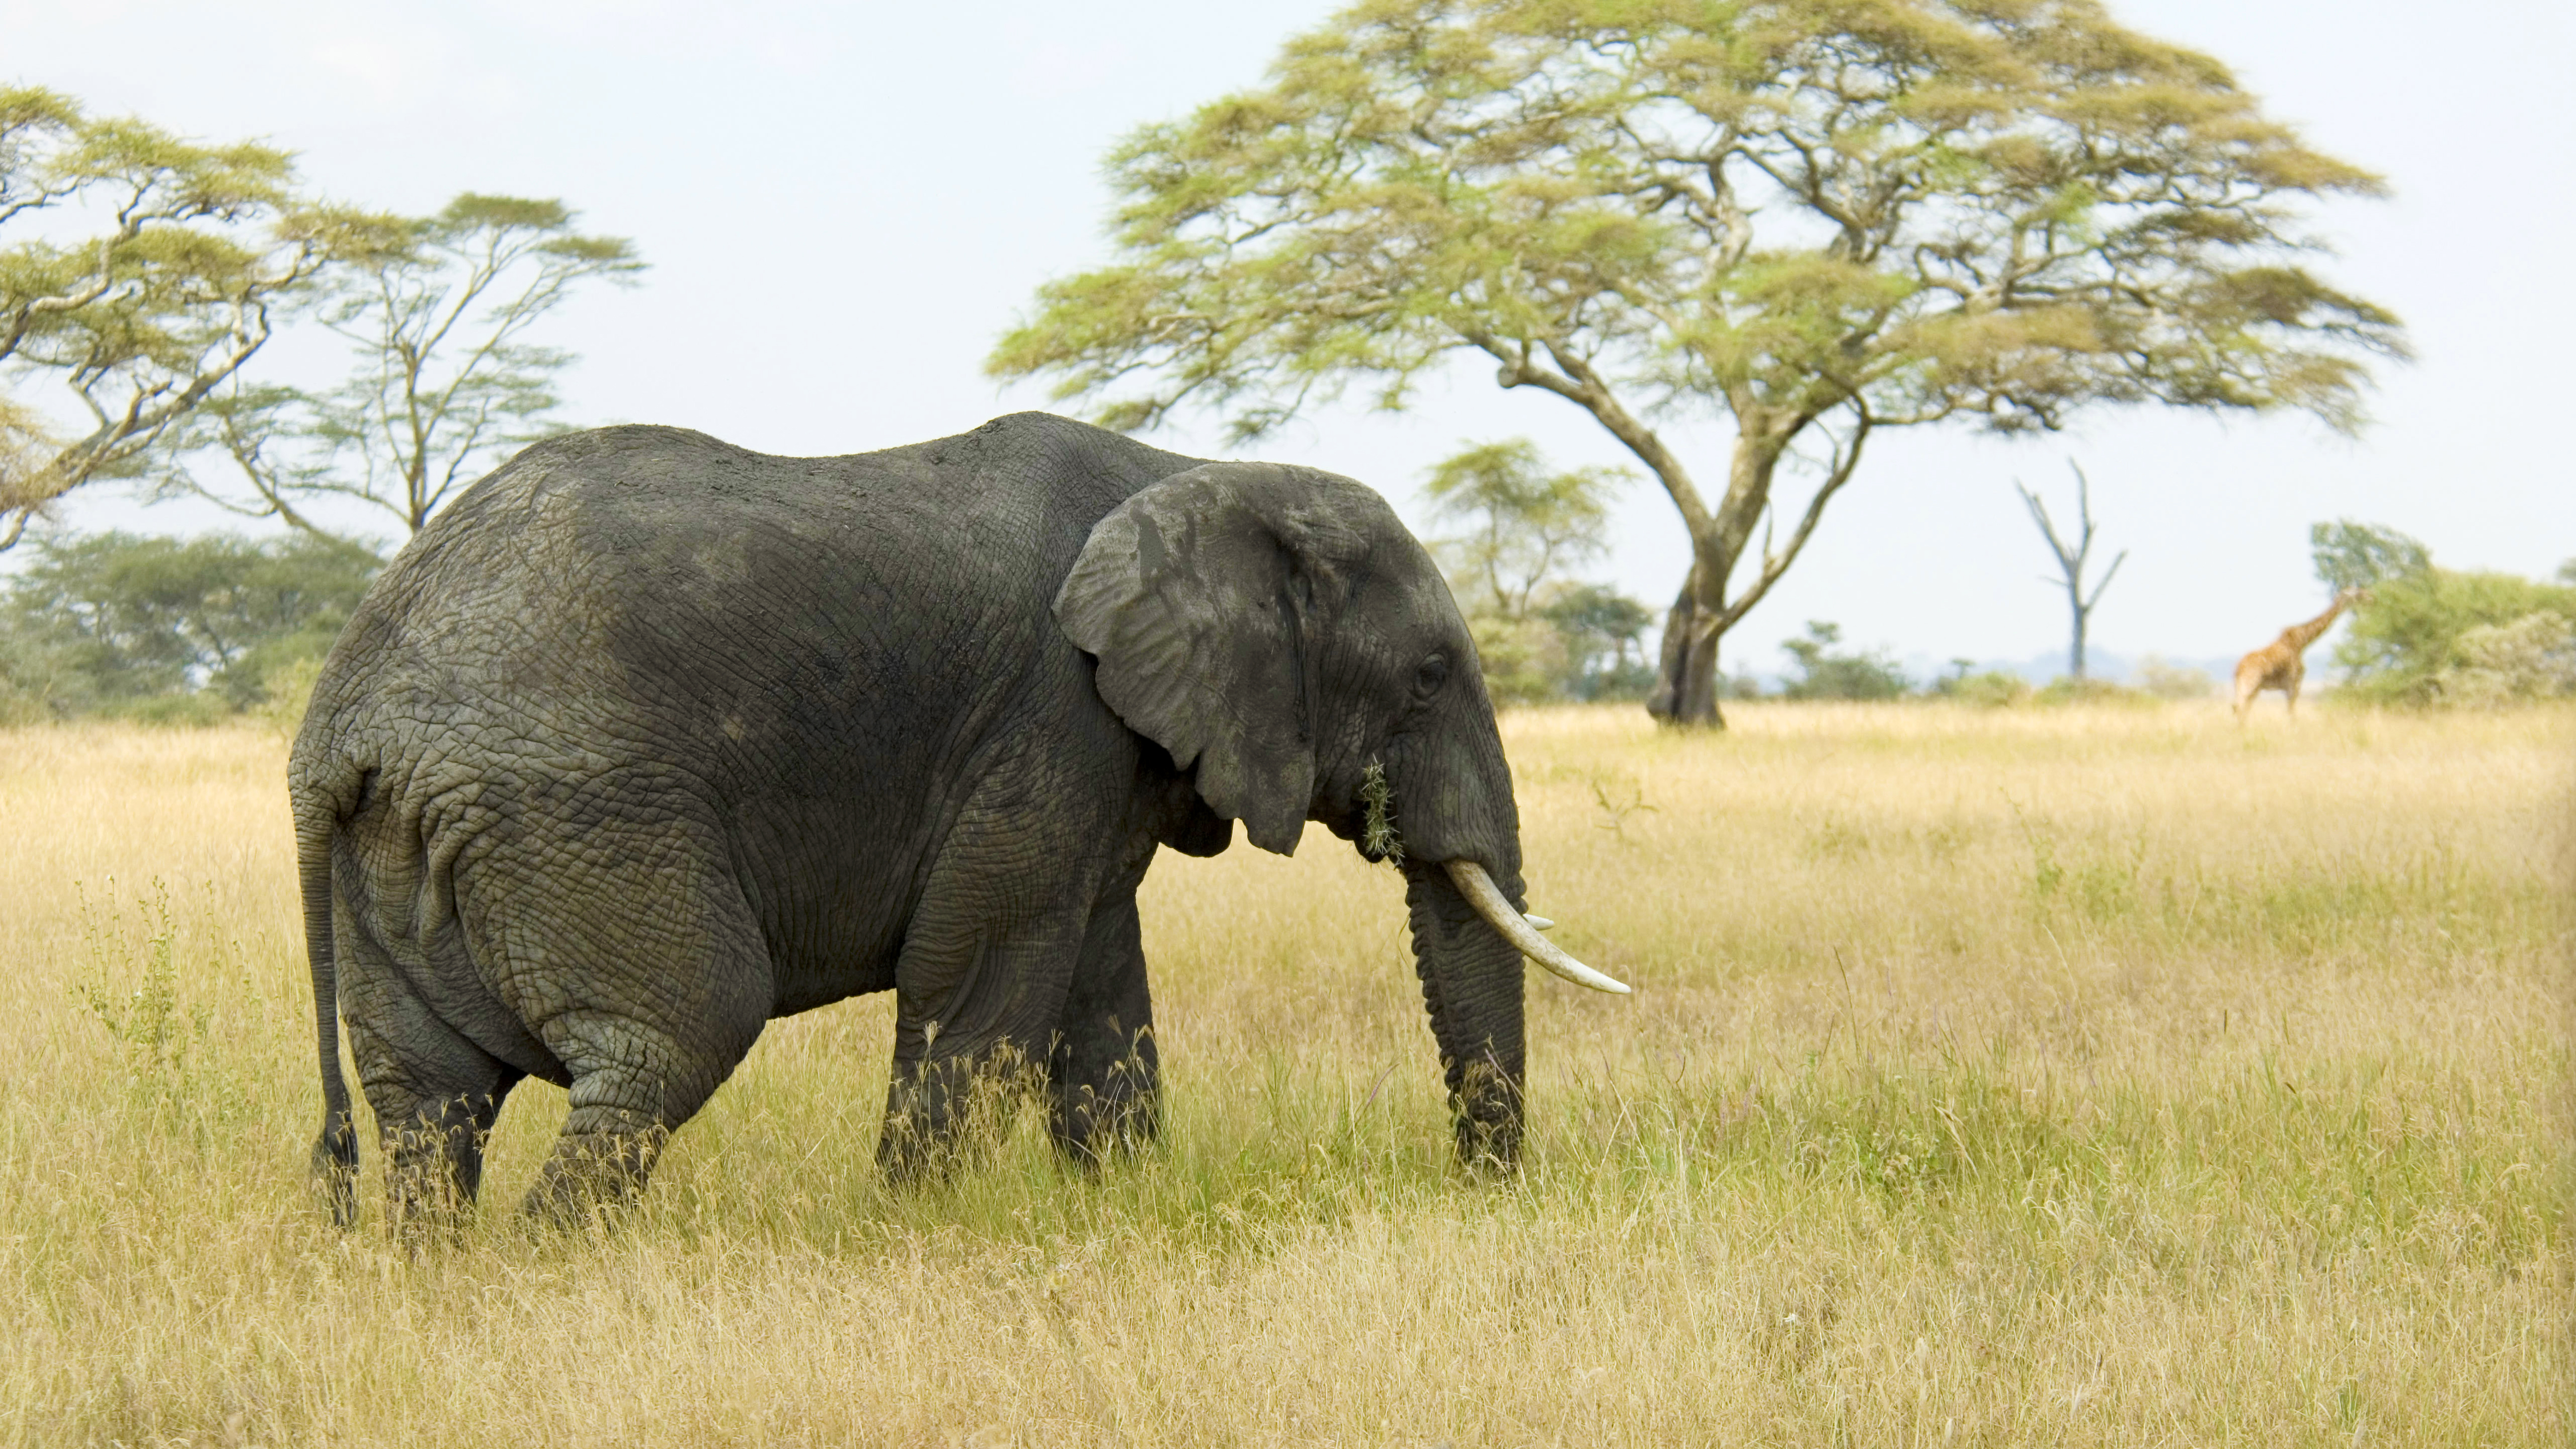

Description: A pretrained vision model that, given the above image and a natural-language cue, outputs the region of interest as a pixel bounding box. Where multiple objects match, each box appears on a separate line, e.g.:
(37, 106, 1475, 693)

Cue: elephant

(292, 411, 1625, 1226)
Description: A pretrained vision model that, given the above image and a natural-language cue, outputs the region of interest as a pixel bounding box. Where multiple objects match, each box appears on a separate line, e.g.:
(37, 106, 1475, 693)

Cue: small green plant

(2004, 797, 2065, 902)
(75, 880, 211, 1100)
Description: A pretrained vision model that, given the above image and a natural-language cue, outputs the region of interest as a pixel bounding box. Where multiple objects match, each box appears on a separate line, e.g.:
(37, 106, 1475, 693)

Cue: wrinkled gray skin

(295, 412, 1533, 1225)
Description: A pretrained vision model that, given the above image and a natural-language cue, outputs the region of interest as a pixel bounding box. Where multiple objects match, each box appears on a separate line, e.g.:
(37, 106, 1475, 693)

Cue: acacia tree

(988, 0, 2406, 725)
(0, 87, 391, 550)
(162, 194, 643, 539)
(1421, 437, 1630, 700)
(2016, 458, 2121, 679)
(1425, 438, 1623, 617)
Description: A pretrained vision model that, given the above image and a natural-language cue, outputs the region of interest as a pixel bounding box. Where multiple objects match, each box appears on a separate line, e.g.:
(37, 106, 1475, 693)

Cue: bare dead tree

(2017, 460, 2127, 682)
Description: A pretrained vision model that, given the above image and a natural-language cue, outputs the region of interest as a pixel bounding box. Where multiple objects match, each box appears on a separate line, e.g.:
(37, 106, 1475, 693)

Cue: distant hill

(1732, 648, 2246, 694)
(1920, 649, 2244, 689)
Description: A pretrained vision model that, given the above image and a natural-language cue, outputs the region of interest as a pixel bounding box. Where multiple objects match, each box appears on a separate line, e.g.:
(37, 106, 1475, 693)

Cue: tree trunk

(1647, 436, 1787, 729)
(1646, 569, 1728, 728)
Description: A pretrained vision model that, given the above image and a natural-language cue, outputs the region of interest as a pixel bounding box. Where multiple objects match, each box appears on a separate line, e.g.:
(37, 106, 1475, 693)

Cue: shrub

(1780, 622, 1909, 701)
(1464, 612, 1565, 706)
(2334, 568, 2576, 706)
(1935, 669, 2031, 708)
(2435, 613, 2576, 707)
(2033, 676, 2155, 707)
(2133, 655, 2215, 700)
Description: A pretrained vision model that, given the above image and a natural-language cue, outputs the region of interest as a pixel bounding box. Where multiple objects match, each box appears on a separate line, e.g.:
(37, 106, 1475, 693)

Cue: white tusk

(1525, 915, 1555, 931)
(1443, 860, 1631, 995)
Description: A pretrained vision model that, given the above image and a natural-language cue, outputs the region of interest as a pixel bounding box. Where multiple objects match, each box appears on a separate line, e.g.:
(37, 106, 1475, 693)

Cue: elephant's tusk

(1525, 915, 1555, 931)
(1444, 861, 1631, 995)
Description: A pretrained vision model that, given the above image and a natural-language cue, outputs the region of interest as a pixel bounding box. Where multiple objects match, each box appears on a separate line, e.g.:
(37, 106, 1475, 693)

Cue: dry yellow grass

(2, 703, 2567, 1446)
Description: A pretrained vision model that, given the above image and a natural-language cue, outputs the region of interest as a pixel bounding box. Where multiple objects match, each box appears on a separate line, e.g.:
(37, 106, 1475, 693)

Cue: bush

(1780, 621, 1909, 701)
(1935, 670, 2031, 707)
(2033, 676, 2155, 707)
(1466, 612, 1570, 706)
(251, 655, 329, 740)
(2435, 613, 2576, 707)
(2133, 655, 2214, 700)
(2334, 568, 2576, 706)
(101, 693, 232, 728)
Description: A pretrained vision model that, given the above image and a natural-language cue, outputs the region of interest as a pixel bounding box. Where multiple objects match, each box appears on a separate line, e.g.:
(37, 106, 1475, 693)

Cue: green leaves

(992, 0, 2403, 440)
(1, 87, 403, 550)
(1421, 438, 1652, 702)
(2333, 566, 2576, 707)
(990, 0, 2404, 720)
(1425, 437, 1625, 617)
(0, 529, 381, 717)
(160, 192, 643, 537)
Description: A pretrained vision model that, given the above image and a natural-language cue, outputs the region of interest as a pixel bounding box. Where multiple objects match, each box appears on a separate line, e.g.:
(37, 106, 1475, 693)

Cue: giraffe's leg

(2286, 661, 2303, 718)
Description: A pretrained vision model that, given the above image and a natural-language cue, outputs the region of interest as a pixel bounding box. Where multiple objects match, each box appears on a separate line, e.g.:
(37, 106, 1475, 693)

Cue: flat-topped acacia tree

(989, 0, 2406, 726)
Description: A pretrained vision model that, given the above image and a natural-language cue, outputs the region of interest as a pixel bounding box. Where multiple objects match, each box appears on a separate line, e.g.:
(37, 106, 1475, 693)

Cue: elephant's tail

(296, 759, 361, 1227)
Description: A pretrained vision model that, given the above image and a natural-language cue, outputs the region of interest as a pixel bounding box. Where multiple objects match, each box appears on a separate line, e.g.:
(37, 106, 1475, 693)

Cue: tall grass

(2, 704, 2566, 1446)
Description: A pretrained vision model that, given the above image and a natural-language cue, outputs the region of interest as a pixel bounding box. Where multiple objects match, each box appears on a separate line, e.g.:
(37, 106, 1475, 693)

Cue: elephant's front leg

(877, 901, 1091, 1180)
(1046, 886, 1159, 1165)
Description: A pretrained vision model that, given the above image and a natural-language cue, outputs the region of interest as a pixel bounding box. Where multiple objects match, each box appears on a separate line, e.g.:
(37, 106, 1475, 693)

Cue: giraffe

(2232, 587, 2366, 721)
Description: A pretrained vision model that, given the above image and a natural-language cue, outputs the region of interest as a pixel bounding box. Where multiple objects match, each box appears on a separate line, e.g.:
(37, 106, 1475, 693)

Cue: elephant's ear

(1056, 461, 1379, 856)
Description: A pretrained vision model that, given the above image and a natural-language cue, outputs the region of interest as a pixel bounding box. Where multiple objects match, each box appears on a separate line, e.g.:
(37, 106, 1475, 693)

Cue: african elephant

(293, 412, 1624, 1226)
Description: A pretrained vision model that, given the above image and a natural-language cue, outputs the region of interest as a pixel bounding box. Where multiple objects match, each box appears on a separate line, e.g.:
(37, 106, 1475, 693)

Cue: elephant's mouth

(1441, 859, 1630, 994)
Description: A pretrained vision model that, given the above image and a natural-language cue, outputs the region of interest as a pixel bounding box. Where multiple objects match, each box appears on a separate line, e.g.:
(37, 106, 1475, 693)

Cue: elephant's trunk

(1402, 861, 1530, 1169)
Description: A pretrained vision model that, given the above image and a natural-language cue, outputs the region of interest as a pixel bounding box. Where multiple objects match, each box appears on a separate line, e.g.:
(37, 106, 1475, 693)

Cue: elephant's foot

(521, 1121, 668, 1226)
(1046, 1029, 1161, 1167)
(876, 1048, 1044, 1182)
(1048, 1081, 1161, 1168)
(376, 1086, 511, 1240)
(312, 1108, 360, 1228)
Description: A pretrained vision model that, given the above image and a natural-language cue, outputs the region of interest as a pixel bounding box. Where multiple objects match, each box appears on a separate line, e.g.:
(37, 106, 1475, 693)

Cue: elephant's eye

(1412, 654, 1451, 696)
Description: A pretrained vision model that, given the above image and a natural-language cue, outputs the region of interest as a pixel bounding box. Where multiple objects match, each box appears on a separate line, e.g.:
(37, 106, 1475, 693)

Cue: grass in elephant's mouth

(1, 704, 2567, 1447)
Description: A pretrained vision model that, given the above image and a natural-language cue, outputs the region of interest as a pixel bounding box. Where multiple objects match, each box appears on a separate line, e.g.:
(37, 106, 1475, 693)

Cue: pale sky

(9, 0, 2571, 678)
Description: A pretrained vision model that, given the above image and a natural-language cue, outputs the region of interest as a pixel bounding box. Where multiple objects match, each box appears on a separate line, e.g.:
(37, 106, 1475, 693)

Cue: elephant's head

(1056, 461, 1627, 1168)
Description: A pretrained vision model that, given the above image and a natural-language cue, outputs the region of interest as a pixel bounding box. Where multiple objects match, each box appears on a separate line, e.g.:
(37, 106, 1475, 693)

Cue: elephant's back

(295, 414, 1197, 803)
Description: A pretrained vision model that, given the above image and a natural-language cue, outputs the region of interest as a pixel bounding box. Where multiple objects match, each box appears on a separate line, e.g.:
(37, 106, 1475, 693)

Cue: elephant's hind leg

(487, 847, 775, 1226)
(335, 909, 525, 1233)
(346, 1012, 523, 1234)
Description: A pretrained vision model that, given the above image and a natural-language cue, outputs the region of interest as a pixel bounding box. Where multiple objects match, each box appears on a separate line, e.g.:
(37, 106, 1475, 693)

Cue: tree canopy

(160, 193, 644, 539)
(2333, 565, 2576, 708)
(0, 529, 379, 718)
(1416, 437, 1653, 701)
(0, 86, 397, 550)
(1423, 437, 1624, 617)
(2311, 519, 2430, 595)
(990, 0, 2406, 724)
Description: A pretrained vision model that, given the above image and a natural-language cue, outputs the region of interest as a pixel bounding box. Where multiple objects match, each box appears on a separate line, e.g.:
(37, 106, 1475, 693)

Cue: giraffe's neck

(2282, 596, 2352, 652)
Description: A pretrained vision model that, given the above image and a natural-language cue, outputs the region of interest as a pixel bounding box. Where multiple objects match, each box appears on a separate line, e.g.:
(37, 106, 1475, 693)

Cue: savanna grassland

(1, 703, 2566, 1447)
